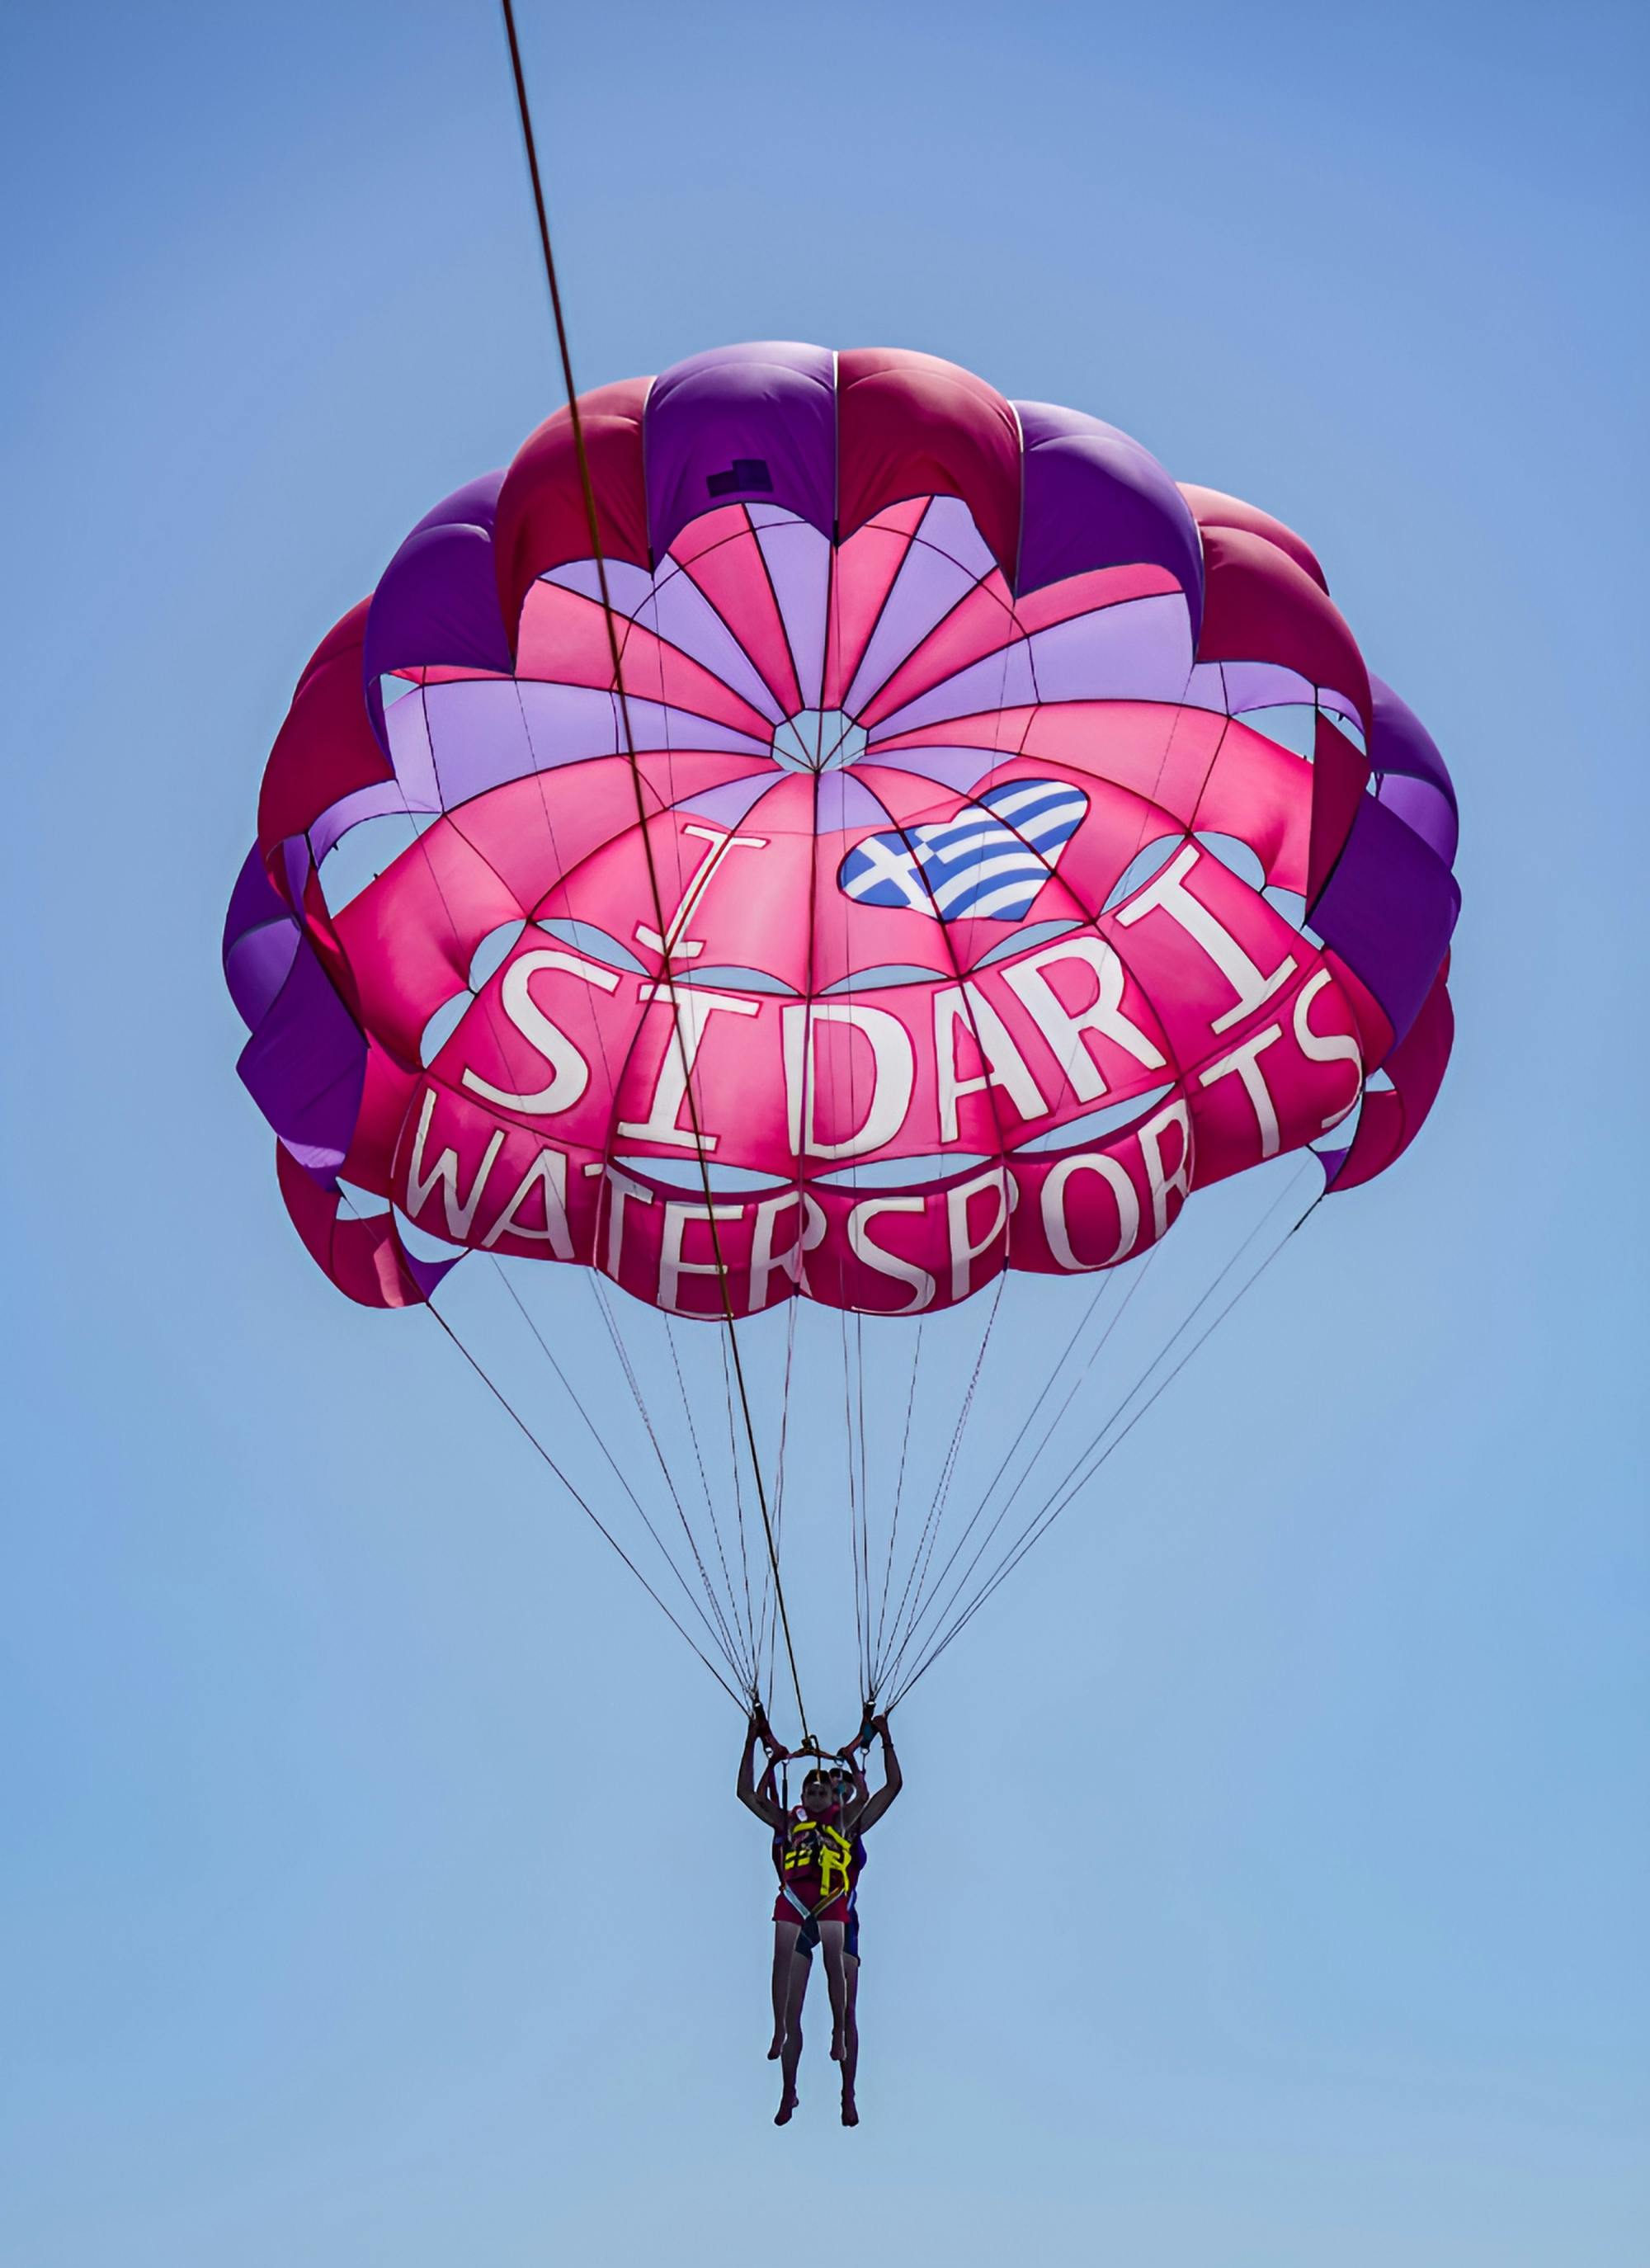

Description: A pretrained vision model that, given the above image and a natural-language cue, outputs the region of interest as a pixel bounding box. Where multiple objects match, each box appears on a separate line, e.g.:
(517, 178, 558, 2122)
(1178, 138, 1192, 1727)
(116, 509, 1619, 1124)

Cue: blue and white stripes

(837, 777, 1088, 923)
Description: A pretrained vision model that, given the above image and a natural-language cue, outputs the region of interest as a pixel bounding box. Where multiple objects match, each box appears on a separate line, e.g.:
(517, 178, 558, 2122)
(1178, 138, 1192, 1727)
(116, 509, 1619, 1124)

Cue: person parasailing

(738, 1701, 903, 2125)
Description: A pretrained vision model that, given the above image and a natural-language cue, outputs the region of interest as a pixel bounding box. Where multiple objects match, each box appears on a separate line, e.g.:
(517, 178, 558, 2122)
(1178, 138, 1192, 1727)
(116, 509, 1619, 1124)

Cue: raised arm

(737, 1704, 785, 1828)
(851, 1715, 903, 1833)
(836, 1743, 871, 1825)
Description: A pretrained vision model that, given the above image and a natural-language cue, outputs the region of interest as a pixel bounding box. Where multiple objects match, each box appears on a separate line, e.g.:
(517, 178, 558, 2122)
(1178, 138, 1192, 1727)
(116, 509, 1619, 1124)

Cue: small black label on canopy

(707, 457, 774, 497)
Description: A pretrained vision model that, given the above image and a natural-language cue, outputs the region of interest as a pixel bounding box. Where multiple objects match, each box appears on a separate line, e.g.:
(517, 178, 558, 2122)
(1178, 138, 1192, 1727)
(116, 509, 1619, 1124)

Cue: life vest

(776, 1809, 856, 1904)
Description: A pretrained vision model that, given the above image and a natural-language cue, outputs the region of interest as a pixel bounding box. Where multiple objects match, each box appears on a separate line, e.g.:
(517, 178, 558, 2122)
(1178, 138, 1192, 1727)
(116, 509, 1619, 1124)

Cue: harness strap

(782, 1882, 849, 1924)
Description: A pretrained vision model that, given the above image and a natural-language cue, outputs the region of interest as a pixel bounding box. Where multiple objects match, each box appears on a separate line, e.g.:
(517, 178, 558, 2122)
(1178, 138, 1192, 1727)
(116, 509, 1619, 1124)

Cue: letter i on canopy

(1115, 844, 1295, 1033)
(634, 826, 767, 964)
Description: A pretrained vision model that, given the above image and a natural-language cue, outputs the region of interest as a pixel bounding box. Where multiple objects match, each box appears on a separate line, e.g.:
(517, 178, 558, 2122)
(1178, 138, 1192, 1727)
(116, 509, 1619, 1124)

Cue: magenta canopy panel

(224, 343, 1460, 1315)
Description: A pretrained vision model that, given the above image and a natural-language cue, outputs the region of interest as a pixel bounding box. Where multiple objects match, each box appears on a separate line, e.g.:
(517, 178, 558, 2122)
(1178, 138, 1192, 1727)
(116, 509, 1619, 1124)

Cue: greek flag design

(837, 777, 1089, 923)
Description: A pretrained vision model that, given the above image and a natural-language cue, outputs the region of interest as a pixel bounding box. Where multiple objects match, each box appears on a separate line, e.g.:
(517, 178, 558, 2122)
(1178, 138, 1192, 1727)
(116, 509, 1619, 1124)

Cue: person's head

(799, 1762, 855, 1818)
(799, 1767, 844, 1818)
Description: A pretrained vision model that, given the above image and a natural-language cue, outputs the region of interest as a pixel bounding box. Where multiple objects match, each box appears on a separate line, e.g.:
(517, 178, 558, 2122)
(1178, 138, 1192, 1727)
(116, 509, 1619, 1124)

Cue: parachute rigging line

(826, 748, 1027, 1709)
(351, 661, 766, 1696)
(755, 1297, 802, 1709)
(902, 1267, 1129, 1643)
(497, 1264, 757, 1683)
(330, 1135, 757, 1696)
(426, 1300, 747, 1706)
(582, 1271, 741, 1639)
(501, 0, 810, 1740)
(875, 1253, 1158, 1700)
(660, 1311, 754, 1672)
(887, 1169, 1325, 1709)
(889, 1168, 1316, 1704)
(871, 1268, 1006, 1705)
(873, 1322, 926, 1676)
(713, 1319, 762, 1674)
(330, 474, 770, 1701)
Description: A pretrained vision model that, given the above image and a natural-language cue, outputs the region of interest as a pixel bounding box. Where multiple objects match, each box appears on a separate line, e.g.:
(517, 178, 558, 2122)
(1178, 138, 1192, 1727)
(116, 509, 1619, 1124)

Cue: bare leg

(776, 1951, 808, 2124)
(817, 1918, 849, 2061)
(840, 1954, 860, 2124)
(769, 1920, 801, 2058)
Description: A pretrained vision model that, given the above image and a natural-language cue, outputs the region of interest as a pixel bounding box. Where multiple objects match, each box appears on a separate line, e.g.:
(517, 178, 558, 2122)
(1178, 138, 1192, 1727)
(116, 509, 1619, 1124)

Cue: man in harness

(738, 1704, 903, 2126)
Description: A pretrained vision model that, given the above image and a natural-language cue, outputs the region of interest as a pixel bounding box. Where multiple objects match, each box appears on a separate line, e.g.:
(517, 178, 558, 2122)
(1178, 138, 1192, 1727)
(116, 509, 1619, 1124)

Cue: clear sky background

(2, 2, 1645, 2261)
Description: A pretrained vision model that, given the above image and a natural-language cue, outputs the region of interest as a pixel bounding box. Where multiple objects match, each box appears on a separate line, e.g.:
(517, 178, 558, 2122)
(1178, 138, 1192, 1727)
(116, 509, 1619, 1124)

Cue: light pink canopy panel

(225, 345, 1459, 1317)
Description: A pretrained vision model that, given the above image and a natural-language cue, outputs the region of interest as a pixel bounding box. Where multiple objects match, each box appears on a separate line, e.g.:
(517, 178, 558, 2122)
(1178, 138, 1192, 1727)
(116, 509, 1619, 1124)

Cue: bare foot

(766, 2030, 785, 2061)
(841, 2088, 859, 2127)
(830, 2027, 846, 2062)
(775, 2087, 799, 2125)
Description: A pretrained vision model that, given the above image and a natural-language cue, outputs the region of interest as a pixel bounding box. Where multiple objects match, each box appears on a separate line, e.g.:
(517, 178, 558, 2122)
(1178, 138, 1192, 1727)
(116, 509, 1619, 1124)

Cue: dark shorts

(793, 1907, 860, 1964)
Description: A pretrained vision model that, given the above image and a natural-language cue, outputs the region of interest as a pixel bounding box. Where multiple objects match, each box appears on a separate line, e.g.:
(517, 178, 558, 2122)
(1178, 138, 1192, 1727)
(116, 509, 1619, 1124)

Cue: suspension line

(500, 0, 810, 1738)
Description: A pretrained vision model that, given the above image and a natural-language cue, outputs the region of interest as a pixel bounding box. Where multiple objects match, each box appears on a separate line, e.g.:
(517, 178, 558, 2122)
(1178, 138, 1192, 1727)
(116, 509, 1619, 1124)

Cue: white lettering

(634, 825, 767, 964)
(658, 1200, 741, 1313)
(1003, 936, 1164, 1101)
(846, 1195, 935, 1314)
(460, 948, 619, 1115)
(934, 983, 1046, 1142)
(1040, 1153, 1140, 1271)
(405, 1087, 505, 1241)
(617, 983, 759, 1150)
(946, 1167, 1009, 1301)
(1115, 843, 1295, 1033)
(600, 1164, 653, 1277)
(1292, 968, 1363, 1128)
(781, 1002, 915, 1160)
(1138, 1097, 1193, 1240)
(1198, 1023, 1285, 1158)
(747, 1190, 827, 1312)
(480, 1143, 574, 1257)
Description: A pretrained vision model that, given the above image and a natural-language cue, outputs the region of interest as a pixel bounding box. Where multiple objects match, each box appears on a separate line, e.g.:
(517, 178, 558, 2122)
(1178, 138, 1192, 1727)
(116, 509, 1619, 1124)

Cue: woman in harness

(738, 1705, 903, 2126)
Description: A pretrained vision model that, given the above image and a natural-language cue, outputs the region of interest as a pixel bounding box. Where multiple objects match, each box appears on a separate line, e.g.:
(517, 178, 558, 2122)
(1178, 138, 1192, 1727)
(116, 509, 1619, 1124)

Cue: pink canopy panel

(224, 343, 1459, 1318)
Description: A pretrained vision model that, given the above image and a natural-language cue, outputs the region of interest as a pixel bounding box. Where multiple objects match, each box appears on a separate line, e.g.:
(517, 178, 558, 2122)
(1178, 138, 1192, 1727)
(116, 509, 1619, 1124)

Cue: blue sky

(2, 2, 1644, 2261)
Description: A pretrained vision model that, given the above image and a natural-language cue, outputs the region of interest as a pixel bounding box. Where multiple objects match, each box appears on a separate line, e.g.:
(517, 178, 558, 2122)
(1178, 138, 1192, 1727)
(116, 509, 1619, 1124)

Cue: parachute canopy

(225, 342, 1459, 1323)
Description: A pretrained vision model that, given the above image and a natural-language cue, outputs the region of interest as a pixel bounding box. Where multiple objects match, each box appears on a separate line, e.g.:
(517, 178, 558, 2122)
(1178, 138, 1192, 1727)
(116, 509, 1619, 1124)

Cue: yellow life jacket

(780, 1813, 855, 1903)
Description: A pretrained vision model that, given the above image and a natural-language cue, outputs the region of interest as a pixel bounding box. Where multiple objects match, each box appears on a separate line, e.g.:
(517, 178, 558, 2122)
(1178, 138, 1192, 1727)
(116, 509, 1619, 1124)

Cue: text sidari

(391, 845, 1364, 1315)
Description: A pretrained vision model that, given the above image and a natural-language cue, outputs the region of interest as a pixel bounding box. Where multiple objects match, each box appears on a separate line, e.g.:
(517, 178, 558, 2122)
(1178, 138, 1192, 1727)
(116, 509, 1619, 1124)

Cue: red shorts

(774, 1889, 851, 1926)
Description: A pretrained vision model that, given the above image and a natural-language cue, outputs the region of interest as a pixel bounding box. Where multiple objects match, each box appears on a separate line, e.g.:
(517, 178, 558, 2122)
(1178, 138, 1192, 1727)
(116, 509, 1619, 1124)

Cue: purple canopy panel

(1025, 594, 1196, 705)
(1369, 674, 1459, 865)
(1312, 793, 1460, 1044)
(859, 743, 999, 794)
(405, 471, 505, 545)
(873, 638, 1038, 738)
(365, 524, 512, 680)
(755, 517, 833, 710)
(637, 563, 785, 724)
(676, 774, 789, 827)
(645, 343, 837, 559)
(1015, 401, 1205, 636)
(398, 1239, 461, 1299)
(1218, 659, 1318, 715)
(364, 471, 512, 752)
(223, 846, 301, 1029)
(225, 912, 301, 1033)
(307, 777, 441, 870)
(280, 834, 312, 910)
(843, 523, 983, 715)
(813, 771, 891, 832)
(236, 943, 367, 1177)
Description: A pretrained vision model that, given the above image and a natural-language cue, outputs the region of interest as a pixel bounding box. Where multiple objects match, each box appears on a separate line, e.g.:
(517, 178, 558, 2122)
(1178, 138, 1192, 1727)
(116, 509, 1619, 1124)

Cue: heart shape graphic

(837, 778, 1091, 923)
